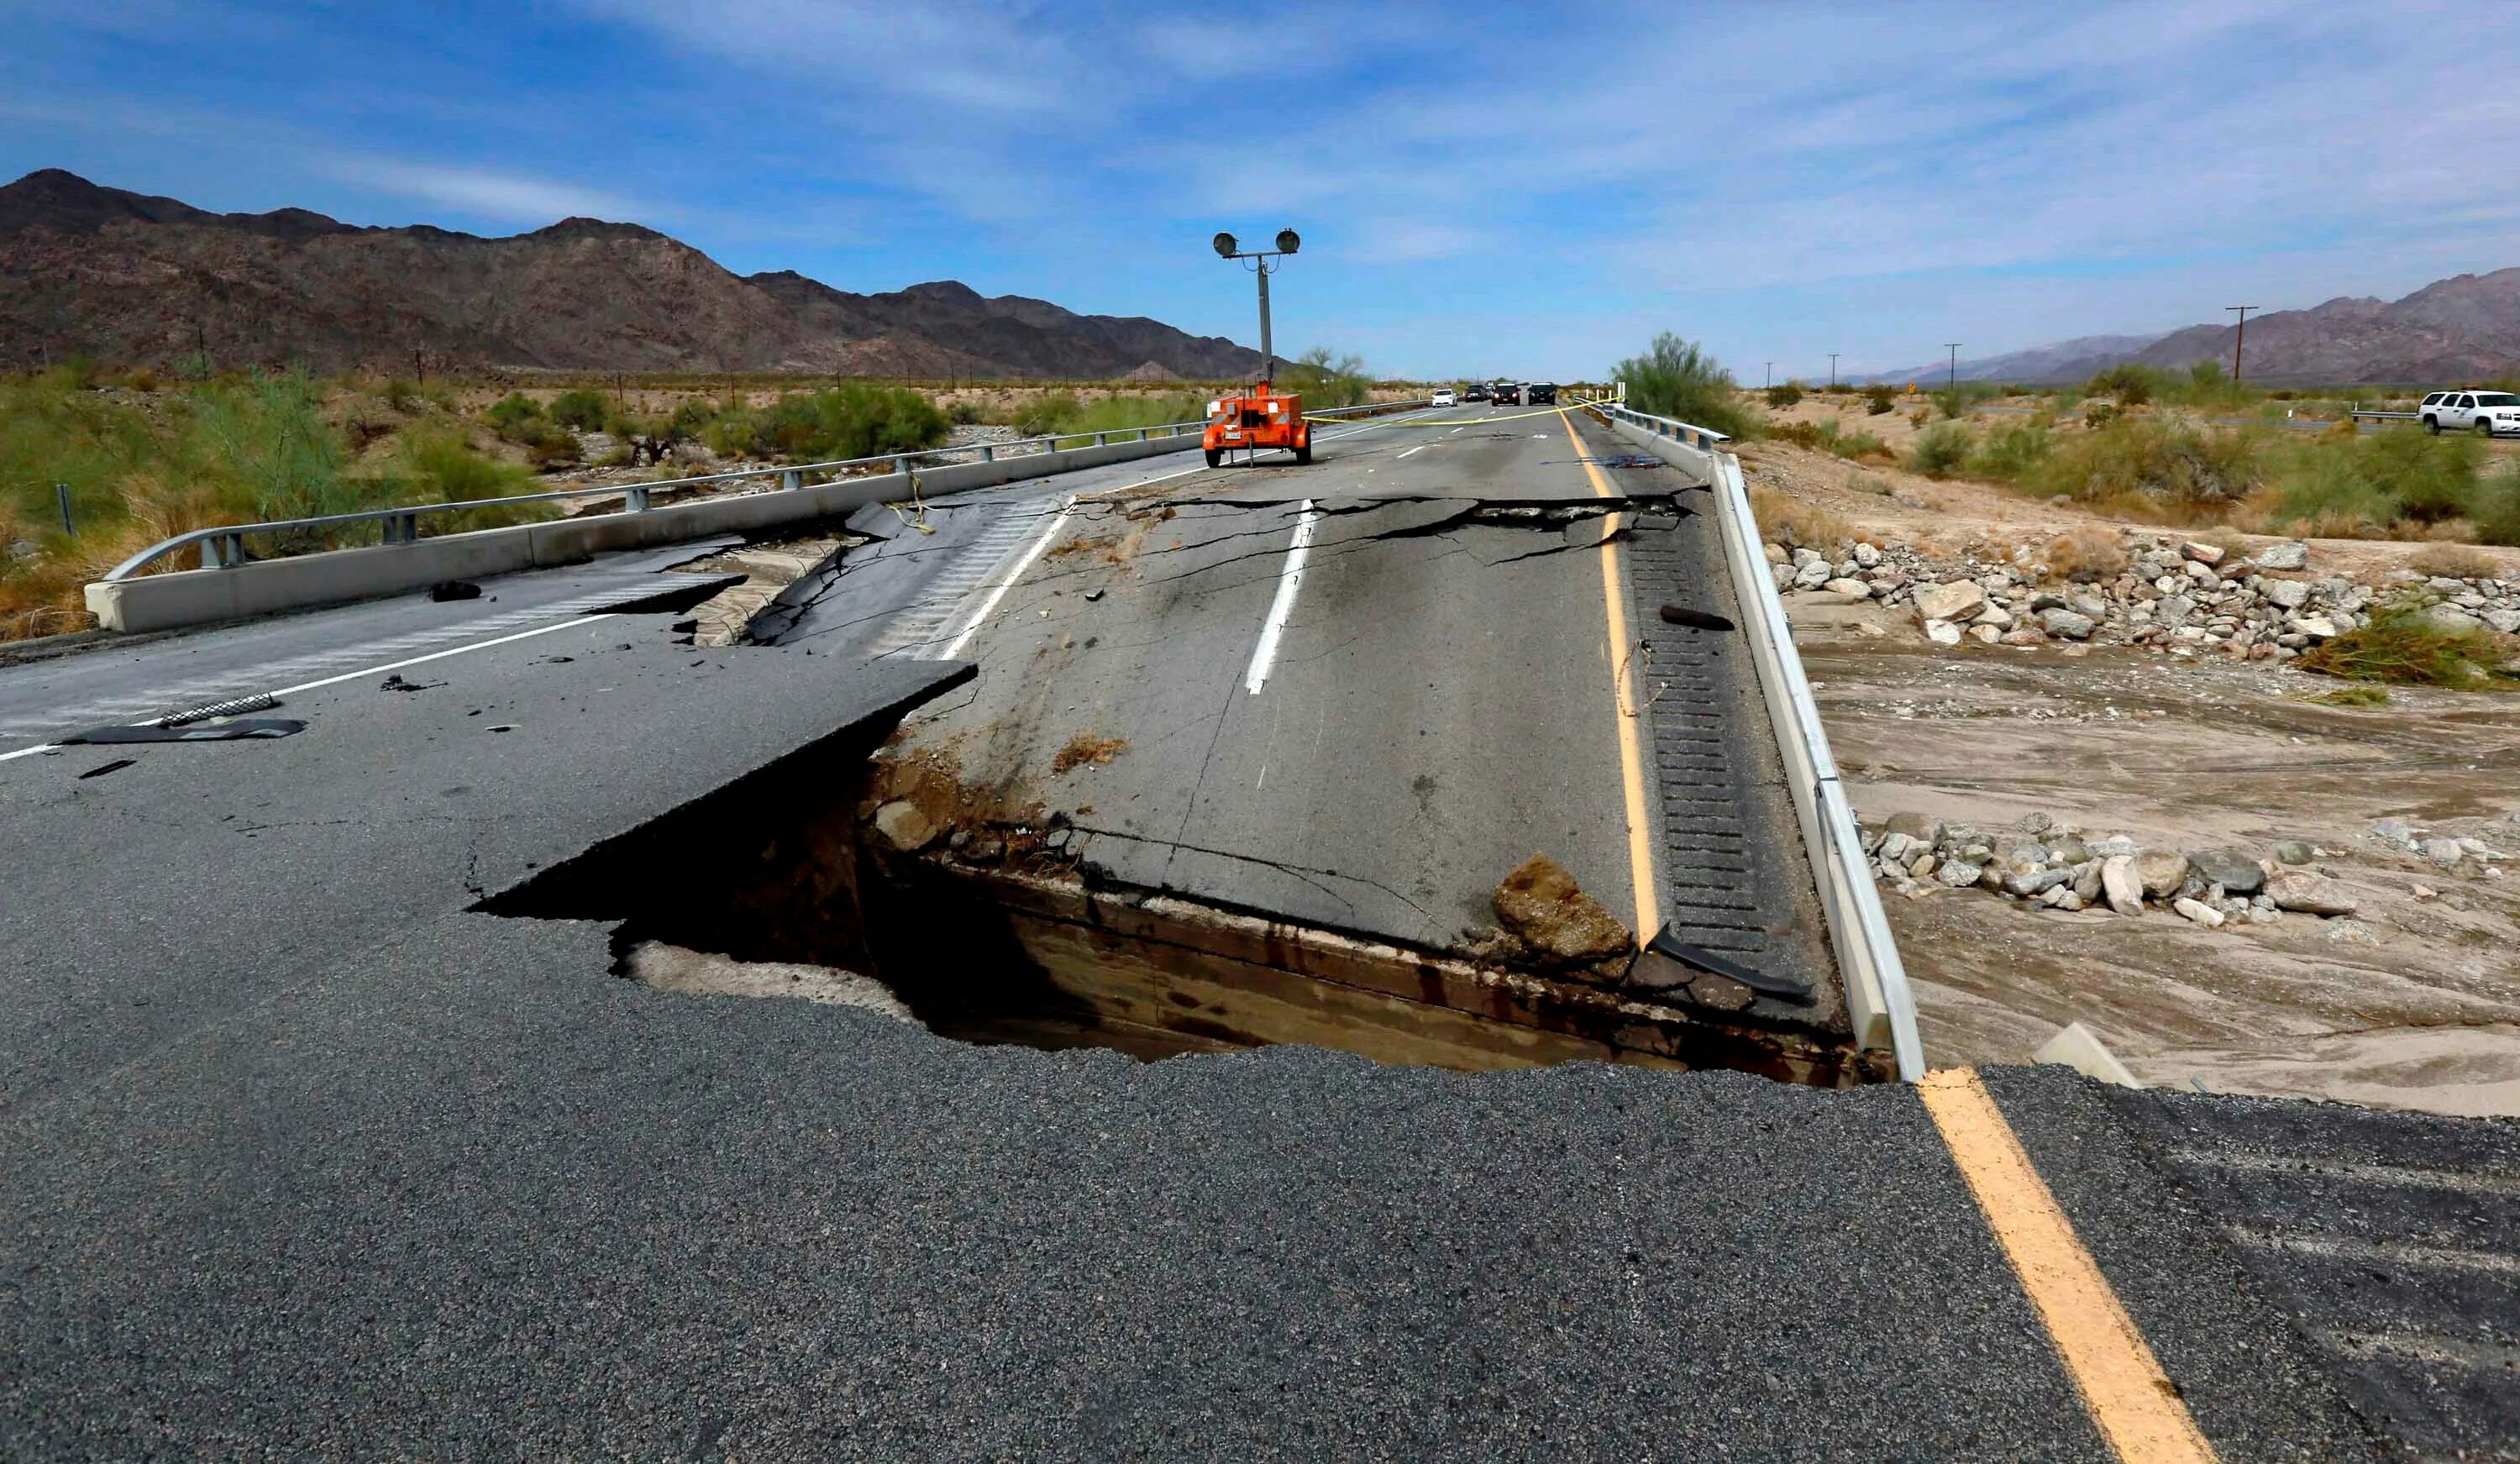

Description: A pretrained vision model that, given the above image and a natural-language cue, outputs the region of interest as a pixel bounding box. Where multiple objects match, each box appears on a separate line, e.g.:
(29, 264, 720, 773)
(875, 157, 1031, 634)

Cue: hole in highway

(481, 727, 1878, 1085)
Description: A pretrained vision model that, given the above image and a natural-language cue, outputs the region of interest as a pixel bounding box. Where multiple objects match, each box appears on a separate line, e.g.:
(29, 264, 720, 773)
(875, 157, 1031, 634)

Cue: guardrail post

(893, 454, 909, 476)
(624, 485, 651, 513)
(781, 468, 801, 491)
(1093, 431, 1108, 448)
(980, 443, 996, 463)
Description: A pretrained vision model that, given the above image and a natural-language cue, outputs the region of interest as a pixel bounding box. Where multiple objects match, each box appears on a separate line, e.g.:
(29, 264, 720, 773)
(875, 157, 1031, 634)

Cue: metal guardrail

(103, 396, 1429, 582)
(2349, 410, 2423, 422)
(1578, 397, 1925, 1083)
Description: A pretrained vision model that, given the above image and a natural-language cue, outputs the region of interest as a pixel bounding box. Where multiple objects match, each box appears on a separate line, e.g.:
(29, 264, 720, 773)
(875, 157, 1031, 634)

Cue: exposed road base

(864, 856, 1887, 1084)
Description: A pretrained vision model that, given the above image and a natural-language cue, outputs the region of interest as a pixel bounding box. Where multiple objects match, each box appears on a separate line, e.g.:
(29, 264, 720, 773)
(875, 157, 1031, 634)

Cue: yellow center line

(1918, 1068, 2220, 1464)
(1557, 407, 1660, 947)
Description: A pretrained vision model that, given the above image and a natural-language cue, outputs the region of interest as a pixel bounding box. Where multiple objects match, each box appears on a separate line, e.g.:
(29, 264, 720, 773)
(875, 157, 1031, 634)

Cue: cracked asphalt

(2, 417, 2515, 1459)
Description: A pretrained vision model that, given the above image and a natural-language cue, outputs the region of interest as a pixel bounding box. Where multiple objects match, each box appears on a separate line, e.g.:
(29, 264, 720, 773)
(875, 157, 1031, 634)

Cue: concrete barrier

(86, 433, 1201, 634)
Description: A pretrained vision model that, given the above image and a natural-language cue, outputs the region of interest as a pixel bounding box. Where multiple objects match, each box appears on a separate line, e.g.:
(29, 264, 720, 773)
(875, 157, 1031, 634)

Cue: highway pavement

(2, 406, 2515, 1459)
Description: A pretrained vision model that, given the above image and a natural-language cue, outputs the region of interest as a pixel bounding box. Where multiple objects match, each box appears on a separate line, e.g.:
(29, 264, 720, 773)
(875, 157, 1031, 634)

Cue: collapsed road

(3, 400, 2517, 1460)
(740, 404, 1864, 1079)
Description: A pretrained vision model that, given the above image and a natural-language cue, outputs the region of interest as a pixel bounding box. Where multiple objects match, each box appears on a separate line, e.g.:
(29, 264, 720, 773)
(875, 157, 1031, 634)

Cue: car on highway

(1430, 388, 1457, 407)
(1494, 384, 1521, 406)
(1527, 382, 1558, 406)
(1462, 384, 1490, 402)
(2421, 390, 2520, 436)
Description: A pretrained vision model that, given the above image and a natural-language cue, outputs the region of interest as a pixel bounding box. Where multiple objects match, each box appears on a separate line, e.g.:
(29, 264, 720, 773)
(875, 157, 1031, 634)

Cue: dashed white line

(0, 614, 617, 763)
(1242, 499, 1320, 695)
(936, 496, 1077, 660)
(1396, 443, 1431, 459)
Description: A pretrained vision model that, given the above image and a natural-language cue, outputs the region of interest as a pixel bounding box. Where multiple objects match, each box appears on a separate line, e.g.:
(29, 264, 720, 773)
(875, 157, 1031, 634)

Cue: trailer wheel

(1203, 448, 1222, 468)
(1294, 440, 1312, 465)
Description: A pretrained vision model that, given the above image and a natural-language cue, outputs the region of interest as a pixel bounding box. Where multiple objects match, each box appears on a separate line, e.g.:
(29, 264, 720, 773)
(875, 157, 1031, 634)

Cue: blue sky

(6, 1, 2517, 380)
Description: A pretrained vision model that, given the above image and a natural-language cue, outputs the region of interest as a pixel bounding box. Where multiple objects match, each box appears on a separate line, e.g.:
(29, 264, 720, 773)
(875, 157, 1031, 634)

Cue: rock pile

(1858, 810, 2361, 928)
(1766, 533, 2520, 657)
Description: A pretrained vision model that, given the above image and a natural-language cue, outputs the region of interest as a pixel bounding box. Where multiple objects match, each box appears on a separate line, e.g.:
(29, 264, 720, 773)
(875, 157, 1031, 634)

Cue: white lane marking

(0, 614, 617, 763)
(1242, 500, 1320, 695)
(937, 496, 1076, 660)
(270, 615, 613, 697)
(1396, 443, 1431, 459)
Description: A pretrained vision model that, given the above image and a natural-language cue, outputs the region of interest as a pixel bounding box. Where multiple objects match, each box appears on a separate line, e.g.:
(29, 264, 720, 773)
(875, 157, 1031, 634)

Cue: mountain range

(0, 170, 1263, 380)
(1863, 270, 2520, 386)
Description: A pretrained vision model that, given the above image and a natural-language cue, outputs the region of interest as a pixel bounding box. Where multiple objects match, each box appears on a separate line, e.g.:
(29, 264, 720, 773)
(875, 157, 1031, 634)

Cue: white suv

(2420, 390, 2520, 436)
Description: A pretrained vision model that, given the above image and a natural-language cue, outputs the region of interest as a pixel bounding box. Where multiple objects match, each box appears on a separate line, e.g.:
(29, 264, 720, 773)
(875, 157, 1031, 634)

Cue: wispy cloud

(318, 160, 659, 226)
(3, 0, 2515, 377)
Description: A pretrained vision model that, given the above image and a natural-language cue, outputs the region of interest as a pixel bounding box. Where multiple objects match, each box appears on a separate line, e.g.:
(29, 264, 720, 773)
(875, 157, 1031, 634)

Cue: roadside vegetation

(1613, 333, 1755, 438)
(2297, 596, 2519, 689)
(1710, 348, 2520, 547)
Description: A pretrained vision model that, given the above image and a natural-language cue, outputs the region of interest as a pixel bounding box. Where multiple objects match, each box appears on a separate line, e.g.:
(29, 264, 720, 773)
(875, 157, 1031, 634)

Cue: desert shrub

(1281, 348, 1375, 409)
(485, 392, 544, 434)
(1908, 420, 1974, 476)
(192, 370, 354, 522)
(2303, 684, 2390, 706)
(2087, 364, 2163, 407)
(945, 397, 983, 425)
(1846, 472, 1892, 496)
(122, 367, 160, 392)
(1830, 427, 1889, 459)
(2043, 526, 2130, 582)
(1748, 485, 1851, 548)
(1967, 419, 2054, 480)
(2269, 430, 2488, 536)
(2084, 402, 2123, 428)
(1765, 381, 1804, 409)
(1014, 392, 1085, 438)
(1862, 384, 1896, 415)
(549, 389, 609, 432)
(2024, 417, 2265, 508)
(394, 429, 554, 533)
(1930, 380, 2002, 419)
(2163, 359, 2256, 410)
(1769, 421, 1824, 449)
(1613, 333, 1753, 438)
(1908, 407, 1931, 429)
(2407, 542, 2504, 579)
(2297, 596, 2514, 688)
(381, 378, 421, 412)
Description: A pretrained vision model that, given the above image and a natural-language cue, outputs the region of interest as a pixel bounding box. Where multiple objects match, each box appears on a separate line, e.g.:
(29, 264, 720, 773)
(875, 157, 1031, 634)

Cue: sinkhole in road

(483, 730, 1872, 1082)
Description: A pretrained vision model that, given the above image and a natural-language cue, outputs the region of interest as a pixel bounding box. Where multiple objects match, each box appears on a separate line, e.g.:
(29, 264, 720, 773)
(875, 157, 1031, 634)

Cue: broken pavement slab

(1491, 853, 1634, 967)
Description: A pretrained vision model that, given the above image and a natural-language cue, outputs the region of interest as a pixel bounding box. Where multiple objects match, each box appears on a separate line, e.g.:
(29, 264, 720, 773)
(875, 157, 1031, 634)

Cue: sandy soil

(1747, 434, 2520, 1116)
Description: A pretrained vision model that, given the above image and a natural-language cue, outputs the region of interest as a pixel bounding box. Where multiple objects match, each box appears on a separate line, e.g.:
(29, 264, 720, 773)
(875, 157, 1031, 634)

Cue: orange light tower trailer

(1201, 385, 1310, 467)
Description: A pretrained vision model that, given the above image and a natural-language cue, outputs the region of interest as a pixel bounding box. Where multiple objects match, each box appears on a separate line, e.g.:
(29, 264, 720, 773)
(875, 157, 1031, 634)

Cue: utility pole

(1829, 353, 1840, 389)
(1945, 344, 1961, 390)
(1765, 362, 1774, 389)
(2226, 306, 2257, 384)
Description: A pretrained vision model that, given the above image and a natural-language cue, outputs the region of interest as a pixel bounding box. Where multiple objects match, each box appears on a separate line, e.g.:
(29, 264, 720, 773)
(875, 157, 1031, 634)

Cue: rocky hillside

(0, 170, 1263, 380)
(1865, 269, 2520, 386)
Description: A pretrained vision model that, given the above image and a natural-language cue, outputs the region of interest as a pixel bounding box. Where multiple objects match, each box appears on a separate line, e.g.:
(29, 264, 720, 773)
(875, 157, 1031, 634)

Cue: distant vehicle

(1527, 382, 1558, 406)
(1463, 385, 1490, 402)
(1494, 384, 1522, 406)
(1431, 388, 1457, 407)
(2421, 391, 2520, 436)
(1202, 385, 1310, 467)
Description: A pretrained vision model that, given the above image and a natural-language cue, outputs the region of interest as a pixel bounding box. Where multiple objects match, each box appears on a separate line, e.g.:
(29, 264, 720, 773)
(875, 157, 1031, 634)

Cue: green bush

(1016, 391, 1208, 443)
(193, 371, 354, 522)
(1282, 348, 1373, 409)
(702, 385, 950, 463)
(485, 392, 544, 433)
(549, 389, 609, 432)
(2298, 596, 2515, 689)
(2270, 430, 2488, 533)
(2087, 364, 2162, 407)
(1967, 419, 2055, 480)
(1613, 333, 1752, 438)
(1908, 420, 1974, 476)
(1929, 380, 2002, 419)
(1765, 381, 1804, 409)
(1862, 384, 1897, 416)
(2024, 417, 2265, 507)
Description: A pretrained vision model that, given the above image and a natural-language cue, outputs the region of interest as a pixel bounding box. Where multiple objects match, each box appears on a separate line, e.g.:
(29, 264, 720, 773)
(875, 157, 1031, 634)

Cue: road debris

(76, 758, 137, 779)
(380, 674, 443, 693)
(429, 580, 482, 601)
(1659, 605, 1735, 632)
(1490, 853, 1632, 966)
(1051, 733, 1126, 775)
(62, 717, 302, 743)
